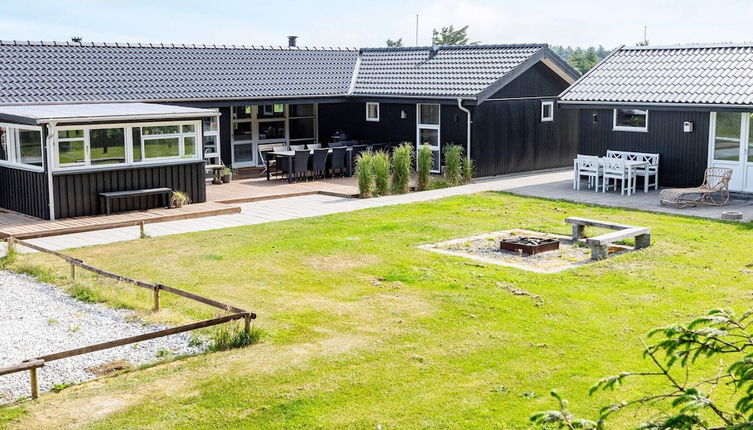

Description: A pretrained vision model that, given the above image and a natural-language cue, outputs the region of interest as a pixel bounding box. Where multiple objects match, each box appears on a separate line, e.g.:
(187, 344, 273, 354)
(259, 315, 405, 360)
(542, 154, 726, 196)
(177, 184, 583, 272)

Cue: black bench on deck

(98, 188, 172, 215)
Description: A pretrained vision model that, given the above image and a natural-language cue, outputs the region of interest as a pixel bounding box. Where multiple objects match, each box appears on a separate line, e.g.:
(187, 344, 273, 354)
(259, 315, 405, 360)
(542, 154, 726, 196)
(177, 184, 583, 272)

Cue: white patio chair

(576, 155, 603, 192)
(603, 158, 636, 196)
(634, 153, 659, 191)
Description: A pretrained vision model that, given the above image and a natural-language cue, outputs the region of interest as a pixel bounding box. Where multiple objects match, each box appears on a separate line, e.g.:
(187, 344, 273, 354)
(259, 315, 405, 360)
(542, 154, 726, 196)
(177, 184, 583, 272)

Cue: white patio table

(573, 157, 650, 196)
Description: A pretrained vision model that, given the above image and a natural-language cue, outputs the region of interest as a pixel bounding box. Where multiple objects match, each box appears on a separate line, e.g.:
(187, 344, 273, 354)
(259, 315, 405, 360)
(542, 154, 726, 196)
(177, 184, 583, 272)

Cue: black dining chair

(311, 148, 329, 179)
(329, 146, 347, 178)
(351, 144, 368, 160)
(275, 154, 290, 180)
(293, 150, 311, 181)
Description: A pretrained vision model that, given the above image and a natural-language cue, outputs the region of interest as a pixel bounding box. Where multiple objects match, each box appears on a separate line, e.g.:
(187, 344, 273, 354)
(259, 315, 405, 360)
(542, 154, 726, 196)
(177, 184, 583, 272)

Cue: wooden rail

(0, 237, 257, 400)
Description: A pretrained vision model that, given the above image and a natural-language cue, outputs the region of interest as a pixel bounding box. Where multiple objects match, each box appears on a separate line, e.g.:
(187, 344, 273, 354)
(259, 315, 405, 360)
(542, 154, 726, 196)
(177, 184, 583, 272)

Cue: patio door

(709, 112, 753, 192)
(231, 106, 256, 168)
(417, 104, 441, 173)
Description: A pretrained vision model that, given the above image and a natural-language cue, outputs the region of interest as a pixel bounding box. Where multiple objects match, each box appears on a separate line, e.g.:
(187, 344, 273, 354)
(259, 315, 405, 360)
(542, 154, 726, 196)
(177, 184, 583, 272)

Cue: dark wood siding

(0, 166, 49, 219)
(489, 62, 572, 99)
(219, 106, 232, 166)
(318, 102, 470, 153)
(318, 102, 416, 144)
(576, 109, 710, 187)
(52, 162, 206, 219)
(472, 100, 579, 177)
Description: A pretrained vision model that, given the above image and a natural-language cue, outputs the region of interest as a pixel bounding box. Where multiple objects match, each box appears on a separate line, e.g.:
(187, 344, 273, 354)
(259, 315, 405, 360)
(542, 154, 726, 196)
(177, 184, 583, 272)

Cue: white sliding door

(416, 104, 441, 173)
(709, 112, 753, 192)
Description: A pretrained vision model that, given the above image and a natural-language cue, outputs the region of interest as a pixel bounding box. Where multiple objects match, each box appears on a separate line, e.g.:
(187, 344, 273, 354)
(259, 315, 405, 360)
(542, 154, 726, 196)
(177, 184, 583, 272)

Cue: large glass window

(289, 118, 315, 140)
(17, 129, 43, 167)
(748, 114, 753, 163)
(714, 112, 742, 161)
(258, 121, 285, 140)
(419, 104, 440, 125)
(57, 129, 86, 165)
(133, 122, 197, 162)
(258, 104, 285, 118)
(90, 128, 125, 165)
(613, 108, 648, 131)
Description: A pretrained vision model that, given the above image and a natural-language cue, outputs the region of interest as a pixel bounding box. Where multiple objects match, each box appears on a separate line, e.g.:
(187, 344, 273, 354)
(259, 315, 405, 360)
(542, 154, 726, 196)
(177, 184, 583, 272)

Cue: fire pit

(500, 236, 560, 255)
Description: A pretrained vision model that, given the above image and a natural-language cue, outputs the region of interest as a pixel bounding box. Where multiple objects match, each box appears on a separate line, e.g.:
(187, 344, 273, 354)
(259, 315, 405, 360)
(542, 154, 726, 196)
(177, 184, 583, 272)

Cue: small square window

(366, 102, 380, 122)
(541, 101, 554, 122)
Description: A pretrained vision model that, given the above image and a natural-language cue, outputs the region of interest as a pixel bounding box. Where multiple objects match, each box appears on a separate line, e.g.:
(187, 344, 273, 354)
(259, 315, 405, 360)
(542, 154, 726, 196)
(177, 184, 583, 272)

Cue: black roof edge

(559, 100, 753, 112)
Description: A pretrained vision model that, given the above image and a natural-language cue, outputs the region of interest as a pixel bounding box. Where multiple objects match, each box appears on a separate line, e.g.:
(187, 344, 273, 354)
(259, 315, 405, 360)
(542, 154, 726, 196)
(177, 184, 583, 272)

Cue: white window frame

(202, 110, 221, 162)
(0, 123, 44, 172)
(366, 102, 380, 122)
(416, 104, 441, 174)
(52, 120, 201, 172)
(613, 108, 648, 132)
(541, 101, 554, 122)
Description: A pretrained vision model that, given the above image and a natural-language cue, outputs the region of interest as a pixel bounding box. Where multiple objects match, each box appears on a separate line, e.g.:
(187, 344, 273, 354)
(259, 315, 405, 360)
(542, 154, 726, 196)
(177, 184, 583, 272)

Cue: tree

(431, 25, 478, 45)
(551, 45, 612, 74)
(531, 308, 753, 429)
(386, 38, 403, 47)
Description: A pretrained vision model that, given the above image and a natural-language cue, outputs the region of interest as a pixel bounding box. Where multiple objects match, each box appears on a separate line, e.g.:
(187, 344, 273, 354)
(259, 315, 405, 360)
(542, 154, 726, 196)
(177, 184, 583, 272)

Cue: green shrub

(416, 144, 433, 191)
(209, 324, 263, 352)
(372, 150, 390, 196)
(355, 151, 375, 198)
(461, 156, 474, 183)
(390, 142, 413, 194)
(443, 144, 463, 186)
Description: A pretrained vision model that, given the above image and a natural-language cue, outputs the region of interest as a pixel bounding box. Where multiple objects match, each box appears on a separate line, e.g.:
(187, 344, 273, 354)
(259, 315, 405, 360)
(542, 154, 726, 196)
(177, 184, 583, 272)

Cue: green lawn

(1, 192, 751, 429)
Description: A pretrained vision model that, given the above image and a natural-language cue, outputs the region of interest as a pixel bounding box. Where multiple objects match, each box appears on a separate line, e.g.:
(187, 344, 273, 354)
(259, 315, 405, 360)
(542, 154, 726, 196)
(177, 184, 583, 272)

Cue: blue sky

(1, 0, 752, 49)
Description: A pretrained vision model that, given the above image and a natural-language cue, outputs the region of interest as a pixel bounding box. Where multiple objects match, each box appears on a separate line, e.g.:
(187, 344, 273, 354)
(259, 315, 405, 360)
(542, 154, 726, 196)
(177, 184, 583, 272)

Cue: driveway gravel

(0, 270, 205, 403)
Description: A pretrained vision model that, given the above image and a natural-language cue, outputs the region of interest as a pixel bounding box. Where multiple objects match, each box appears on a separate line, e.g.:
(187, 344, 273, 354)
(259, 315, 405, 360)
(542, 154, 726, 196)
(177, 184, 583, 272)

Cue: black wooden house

(0, 41, 580, 220)
(559, 43, 753, 191)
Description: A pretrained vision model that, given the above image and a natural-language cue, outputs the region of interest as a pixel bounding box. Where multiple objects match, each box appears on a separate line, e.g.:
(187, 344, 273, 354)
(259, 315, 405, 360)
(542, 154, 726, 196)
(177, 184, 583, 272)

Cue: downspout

(45, 122, 56, 221)
(457, 98, 472, 162)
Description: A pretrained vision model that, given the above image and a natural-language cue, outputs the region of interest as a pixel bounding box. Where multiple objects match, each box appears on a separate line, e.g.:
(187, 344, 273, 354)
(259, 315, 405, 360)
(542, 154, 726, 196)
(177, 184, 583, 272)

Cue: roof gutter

(558, 100, 753, 110)
(457, 98, 472, 163)
(33, 111, 221, 125)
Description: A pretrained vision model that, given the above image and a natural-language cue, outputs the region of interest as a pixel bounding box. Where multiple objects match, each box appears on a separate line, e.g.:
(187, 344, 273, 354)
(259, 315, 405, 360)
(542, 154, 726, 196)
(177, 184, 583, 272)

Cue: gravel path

(0, 271, 205, 403)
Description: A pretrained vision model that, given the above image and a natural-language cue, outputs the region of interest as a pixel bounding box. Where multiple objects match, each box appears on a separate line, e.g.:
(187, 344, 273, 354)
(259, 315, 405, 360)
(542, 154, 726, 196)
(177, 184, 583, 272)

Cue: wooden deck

(0, 202, 240, 239)
(207, 172, 359, 204)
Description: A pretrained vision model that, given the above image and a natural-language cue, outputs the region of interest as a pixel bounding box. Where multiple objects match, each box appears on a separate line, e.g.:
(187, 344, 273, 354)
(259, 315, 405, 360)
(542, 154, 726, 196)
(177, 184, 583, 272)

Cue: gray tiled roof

(0, 41, 575, 104)
(560, 44, 753, 106)
(0, 41, 358, 104)
(352, 44, 548, 98)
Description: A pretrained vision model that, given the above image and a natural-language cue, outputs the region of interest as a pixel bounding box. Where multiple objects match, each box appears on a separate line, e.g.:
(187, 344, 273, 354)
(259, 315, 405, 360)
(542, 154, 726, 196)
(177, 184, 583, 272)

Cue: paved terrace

(2, 169, 752, 256)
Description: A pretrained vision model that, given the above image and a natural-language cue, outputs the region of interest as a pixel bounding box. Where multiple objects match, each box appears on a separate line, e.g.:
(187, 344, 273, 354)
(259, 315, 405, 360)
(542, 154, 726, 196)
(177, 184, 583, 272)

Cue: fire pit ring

(500, 236, 560, 255)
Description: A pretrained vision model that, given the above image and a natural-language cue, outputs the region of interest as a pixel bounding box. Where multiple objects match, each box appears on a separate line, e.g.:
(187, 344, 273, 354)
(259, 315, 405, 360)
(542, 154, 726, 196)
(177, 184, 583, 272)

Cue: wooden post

(139, 221, 146, 239)
(70, 262, 76, 280)
(244, 313, 251, 334)
(29, 367, 38, 399)
(635, 233, 651, 249)
(6, 237, 14, 254)
(153, 286, 160, 312)
(572, 224, 585, 240)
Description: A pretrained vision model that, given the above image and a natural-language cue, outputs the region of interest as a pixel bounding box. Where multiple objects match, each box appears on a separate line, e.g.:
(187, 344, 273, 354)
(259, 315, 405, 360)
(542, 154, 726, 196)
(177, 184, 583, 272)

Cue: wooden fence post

(153, 285, 160, 312)
(244, 313, 251, 334)
(29, 367, 38, 399)
(139, 221, 146, 239)
(70, 262, 76, 280)
(6, 237, 15, 254)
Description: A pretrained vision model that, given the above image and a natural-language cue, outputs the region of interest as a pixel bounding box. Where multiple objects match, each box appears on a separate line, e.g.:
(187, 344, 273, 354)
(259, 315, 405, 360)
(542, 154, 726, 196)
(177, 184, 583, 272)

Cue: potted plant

(221, 166, 235, 183)
(170, 191, 191, 209)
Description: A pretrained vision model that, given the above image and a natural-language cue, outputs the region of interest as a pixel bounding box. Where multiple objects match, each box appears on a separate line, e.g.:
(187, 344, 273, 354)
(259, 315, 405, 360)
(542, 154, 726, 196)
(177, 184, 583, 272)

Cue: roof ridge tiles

(0, 39, 358, 51)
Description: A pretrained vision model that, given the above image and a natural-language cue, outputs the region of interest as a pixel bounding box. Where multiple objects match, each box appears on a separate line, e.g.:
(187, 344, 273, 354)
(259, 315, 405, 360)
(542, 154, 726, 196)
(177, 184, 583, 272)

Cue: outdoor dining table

(572, 157, 650, 196)
(268, 148, 353, 183)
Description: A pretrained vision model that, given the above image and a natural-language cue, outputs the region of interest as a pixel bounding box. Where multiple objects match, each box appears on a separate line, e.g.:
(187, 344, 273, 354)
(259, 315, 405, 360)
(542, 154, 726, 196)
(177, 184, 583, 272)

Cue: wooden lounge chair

(659, 167, 733, 208)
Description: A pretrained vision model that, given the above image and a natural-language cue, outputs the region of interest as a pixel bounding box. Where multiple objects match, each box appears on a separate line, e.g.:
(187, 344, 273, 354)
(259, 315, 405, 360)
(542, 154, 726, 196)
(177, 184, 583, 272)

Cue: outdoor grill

(500, 236, 560, 255)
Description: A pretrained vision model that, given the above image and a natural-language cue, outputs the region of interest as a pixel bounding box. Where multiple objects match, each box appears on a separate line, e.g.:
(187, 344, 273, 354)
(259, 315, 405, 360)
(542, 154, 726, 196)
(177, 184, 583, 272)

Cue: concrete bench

(565, 216, 651, 260)
(99, 187, 172, 215)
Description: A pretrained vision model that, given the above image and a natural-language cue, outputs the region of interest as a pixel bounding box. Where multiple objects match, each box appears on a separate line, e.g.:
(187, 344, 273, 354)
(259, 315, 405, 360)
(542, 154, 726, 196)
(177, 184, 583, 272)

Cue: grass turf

(1, 192, 752, 429)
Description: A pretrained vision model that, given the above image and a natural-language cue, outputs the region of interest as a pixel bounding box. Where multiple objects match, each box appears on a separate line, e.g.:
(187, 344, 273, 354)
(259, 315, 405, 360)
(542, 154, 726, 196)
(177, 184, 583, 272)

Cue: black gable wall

(488, 61, 572, 99)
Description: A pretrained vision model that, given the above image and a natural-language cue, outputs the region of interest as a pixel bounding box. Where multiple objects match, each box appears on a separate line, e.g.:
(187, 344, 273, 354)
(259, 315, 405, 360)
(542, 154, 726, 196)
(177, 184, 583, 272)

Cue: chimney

(288, 36, 298, 47)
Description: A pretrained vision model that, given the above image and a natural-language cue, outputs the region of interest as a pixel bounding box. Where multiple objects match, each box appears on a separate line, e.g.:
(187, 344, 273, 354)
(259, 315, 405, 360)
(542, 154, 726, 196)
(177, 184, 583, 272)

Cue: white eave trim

(33, 111, 221, 125)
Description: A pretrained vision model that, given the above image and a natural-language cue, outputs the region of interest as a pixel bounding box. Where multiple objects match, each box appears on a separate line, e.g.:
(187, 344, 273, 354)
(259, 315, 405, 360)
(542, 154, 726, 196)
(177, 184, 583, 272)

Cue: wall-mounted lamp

(683, 121, 694, 133)
(400, 110, 407, 119)
(592, 113, 598, 123)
